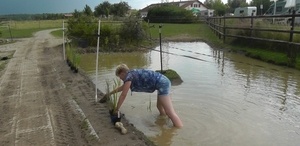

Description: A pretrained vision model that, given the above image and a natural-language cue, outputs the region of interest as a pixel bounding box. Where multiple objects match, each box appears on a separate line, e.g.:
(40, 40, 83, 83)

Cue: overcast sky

(0, 0, 245, 15)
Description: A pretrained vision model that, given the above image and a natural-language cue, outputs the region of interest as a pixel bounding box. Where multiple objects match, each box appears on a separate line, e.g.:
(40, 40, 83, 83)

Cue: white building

(140, 0, 208, 18)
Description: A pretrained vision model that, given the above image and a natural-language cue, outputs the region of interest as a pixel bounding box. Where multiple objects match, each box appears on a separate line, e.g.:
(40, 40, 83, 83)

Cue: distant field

(148, 23, 202, 39)
(0, 20, 63, 38)
(0, 20, 209, 40)
(50, 29, 63, 38)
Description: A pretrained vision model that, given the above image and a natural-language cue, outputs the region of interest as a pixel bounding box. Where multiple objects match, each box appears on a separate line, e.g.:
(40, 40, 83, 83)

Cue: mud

(0, 29, 154, 146)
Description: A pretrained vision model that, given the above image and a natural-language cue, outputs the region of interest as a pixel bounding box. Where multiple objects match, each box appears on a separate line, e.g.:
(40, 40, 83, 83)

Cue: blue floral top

(124, 69, 162, 93)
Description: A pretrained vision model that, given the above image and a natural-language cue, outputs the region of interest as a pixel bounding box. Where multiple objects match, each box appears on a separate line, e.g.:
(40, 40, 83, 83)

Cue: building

(139, 0, 208, 18)
(199, 9, 215, 17)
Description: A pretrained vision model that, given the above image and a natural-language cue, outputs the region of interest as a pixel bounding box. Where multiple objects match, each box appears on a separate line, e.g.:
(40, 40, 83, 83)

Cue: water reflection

(150, 116, 178, 146)
(225, 52, 300, 112)
(79, 52, 151, 73)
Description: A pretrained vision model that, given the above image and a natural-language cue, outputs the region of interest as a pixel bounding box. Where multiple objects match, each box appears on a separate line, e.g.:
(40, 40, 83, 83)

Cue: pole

(159, 24, 163, 73)
(273, 0, 277, 23)
(8, 24, 13, 41)
(223, 15, 226, 43)
(63, 20, 66, 60)
(95, 20, 101, 103)
(289, 10, 295, 42)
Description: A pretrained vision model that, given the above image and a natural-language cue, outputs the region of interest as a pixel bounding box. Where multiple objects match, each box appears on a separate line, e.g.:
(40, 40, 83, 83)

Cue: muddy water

(80, 42, 300, 146)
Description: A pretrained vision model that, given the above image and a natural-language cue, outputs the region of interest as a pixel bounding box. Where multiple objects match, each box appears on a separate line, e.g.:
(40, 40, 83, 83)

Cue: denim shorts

(156, 75, 171, 96)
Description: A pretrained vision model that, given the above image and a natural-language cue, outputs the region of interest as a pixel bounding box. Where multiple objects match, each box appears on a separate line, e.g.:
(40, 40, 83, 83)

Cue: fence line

(206, 10, 300, 46)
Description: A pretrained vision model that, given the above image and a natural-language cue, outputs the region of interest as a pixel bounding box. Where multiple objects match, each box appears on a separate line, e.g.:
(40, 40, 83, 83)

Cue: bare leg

(157, 96, 166, 116)
(157, 95, 183, 128)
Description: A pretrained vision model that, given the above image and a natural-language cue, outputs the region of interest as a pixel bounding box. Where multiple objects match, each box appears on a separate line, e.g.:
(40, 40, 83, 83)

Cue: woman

(100, 64, 183, 128)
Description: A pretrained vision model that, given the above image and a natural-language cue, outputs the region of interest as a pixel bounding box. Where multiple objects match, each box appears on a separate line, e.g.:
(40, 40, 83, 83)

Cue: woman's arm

(108, 84, 124, 95)
(116, 81, 131, 112)
(100, 84, 125, 103)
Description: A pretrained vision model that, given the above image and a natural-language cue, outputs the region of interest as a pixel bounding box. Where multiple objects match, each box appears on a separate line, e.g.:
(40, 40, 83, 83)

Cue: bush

(146, 5, 196, 23)
(67, 16, 149, 51)
(119, 18, 147, 47)
(67, 15, 98, 46)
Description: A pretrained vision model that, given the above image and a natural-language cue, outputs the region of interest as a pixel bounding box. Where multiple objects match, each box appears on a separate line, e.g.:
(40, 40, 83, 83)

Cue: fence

(206, 10, 300, 62)
(206, 11, 300, 46)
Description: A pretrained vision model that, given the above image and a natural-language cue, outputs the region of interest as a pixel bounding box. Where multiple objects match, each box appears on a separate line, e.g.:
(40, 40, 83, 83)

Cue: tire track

(39, 41, 88, 146)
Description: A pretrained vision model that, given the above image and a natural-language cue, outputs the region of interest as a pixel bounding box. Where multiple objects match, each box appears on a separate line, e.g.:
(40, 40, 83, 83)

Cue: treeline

(0, 13, 65, 21)
(0, 1, 132, 21)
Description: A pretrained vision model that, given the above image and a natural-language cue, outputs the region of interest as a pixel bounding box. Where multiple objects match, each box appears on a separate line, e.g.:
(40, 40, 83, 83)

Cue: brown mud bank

(0, 28, 155, 145)
(52, 44, 156, 146)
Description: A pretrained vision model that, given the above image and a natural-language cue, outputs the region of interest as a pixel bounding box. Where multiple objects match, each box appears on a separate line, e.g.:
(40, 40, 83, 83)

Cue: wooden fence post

(219, 17, 222, 39)
(223, 16, 226, 43)
(214, 18, 216, 35)
(250, 13, 254, 37)
(287, 10, 296, 66)
(289, 10, 295, 42)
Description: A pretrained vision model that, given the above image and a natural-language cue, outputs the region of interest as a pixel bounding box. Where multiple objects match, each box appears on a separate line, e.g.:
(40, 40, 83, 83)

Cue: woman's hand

(115, 81, 131, 111)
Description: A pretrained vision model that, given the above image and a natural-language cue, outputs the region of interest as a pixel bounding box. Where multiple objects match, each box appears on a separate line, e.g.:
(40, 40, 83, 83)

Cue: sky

(0, 0, 237, 15)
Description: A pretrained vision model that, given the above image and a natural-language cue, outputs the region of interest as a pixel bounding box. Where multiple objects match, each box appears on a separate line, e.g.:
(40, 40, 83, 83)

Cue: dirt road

(0, 30, 153, 146)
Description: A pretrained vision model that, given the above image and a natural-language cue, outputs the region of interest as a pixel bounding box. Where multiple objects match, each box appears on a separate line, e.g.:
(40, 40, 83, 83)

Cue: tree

(212, 0, 227, 16)
(228, 0, 248, 13)
(119, 18, 147, 44)
(205, 0, 228, 16)
(73, 9, 82, 18)
(83, 5, 93, 16)
(94, 1, 111, 17)
(111, 2, 131, 17)
(249, 0, 271, 15)
(204, 0, 214, 8)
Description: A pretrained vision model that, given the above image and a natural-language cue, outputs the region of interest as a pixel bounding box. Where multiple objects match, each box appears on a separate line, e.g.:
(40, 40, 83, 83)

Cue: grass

(225, 19, 300, 68)
(156, 69, 182, 80)
(148, 22, 225, 47)
(148, 23, 201, 38)
(0, 20, 62, 38)
(80, 119, 89, 131)
(50, 29, 63, 38)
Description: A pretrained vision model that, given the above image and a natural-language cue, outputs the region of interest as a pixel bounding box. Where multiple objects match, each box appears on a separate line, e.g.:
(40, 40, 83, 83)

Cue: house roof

(64, 13, 73, 17)
(139, 0, 207, 12)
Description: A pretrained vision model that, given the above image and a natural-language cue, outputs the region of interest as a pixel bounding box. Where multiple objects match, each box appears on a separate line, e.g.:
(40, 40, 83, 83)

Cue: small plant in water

(106, 79, 121, 112)
(147, 96, 152, 112)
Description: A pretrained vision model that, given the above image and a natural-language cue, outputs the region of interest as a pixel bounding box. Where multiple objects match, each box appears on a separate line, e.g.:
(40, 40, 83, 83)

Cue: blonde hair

(115, 64, 129, 76)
